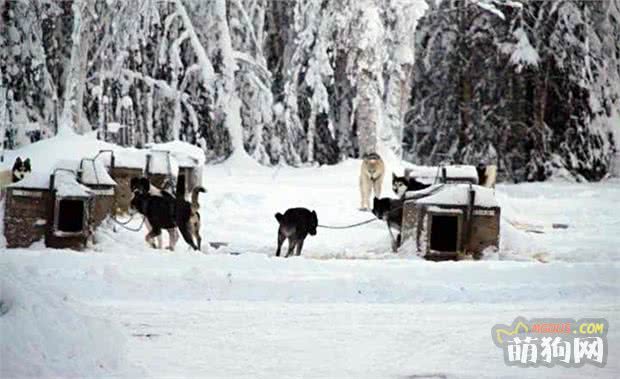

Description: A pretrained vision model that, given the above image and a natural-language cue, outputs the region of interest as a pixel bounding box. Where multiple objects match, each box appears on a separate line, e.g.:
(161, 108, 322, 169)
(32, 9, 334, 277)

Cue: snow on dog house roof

(146, 150, 179, 176)
(102, 149, 147, 170)
(53, 169, 91, 198)
(6, 159, 116, 190)
(0, 133, 146, 172)
(416, 184, 499, 208)
(147, 141, 205, 167)
(5, 171, 50, 190)
(407, 165, 479, 182)
(79, 159, 117, 187)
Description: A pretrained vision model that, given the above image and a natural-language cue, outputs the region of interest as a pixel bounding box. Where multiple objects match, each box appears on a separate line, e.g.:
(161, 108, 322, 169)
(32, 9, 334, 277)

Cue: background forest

(1, 0, 619, 182)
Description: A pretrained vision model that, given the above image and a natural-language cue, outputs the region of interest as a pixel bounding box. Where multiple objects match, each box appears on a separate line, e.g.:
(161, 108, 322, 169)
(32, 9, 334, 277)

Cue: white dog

(359, 152, 385, 210)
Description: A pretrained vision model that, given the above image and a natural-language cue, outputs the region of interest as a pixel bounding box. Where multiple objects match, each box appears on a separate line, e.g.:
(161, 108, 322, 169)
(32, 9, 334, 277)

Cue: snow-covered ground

(1, 158, 619, 378)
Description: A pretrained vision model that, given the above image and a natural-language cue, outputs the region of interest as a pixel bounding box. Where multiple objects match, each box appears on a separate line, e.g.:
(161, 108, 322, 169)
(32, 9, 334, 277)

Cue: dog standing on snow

(359, 153, 385, 210)
(130, 176, 205, 250)
(372, 197, 404, 252)
(274, 208, 318, 257)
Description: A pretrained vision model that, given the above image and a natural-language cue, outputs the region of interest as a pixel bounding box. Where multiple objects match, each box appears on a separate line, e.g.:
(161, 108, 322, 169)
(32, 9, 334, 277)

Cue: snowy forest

(0, 0, 619, 182)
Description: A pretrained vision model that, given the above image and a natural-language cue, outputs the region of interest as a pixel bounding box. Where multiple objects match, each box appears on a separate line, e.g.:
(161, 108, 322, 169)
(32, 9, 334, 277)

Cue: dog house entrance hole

(57, 199, 85, 232)
(430, 215, 458, 252)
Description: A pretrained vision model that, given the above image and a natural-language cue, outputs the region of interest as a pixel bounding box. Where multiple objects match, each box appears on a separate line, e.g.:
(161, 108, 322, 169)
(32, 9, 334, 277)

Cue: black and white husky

(391, 173, 430, 198)
(12, 157, 32, 182)
(0, 157, 32, 198)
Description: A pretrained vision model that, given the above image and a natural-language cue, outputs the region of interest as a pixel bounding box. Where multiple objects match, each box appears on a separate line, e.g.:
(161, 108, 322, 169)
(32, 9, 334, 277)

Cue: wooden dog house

(47, 168, 92, 249)
(102, 147, 203, 214)
(401, 184, 500, 260)
(4, 181, 52, 248)
(78, 158, 117, 226)
(145, 150, 177, 192)
(176, 155, 202, 194)
(3, 160, 116, 250)
(145, 149, 202, 194)
(102, 150, 145, 214)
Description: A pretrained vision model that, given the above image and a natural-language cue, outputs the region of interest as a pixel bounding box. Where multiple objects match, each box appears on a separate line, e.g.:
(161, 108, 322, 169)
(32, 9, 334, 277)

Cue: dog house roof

(406, 165, 479, 183)
(97, 149, 147, 169)
(5, 172, 49, 190)
(5, 159, 116, 190)
(404, 184, 444, 200)
(416, 184, 499, 208)
(80, 159, 117, 186)
(147, 141, 205, 167)
(146, 150, 180, 176)
(53, 169, 92, 197)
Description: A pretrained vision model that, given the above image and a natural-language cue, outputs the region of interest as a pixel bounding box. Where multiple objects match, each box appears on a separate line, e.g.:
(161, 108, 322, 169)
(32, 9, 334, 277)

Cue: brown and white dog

(359, 152, 385, 210)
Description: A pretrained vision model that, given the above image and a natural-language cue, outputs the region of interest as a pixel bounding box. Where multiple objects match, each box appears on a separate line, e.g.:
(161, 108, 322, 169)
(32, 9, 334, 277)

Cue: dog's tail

(274, 213, 283, 223)
(191, 186, 206, 209)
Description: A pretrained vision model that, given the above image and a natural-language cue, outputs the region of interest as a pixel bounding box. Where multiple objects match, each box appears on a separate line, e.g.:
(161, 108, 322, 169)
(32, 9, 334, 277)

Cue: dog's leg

(167, 228, 178, 250)
(285, 238, 296, 258)
(360, 174, 370, 210)
(195, 226, 202, 250)
(144, 219, 153, 246)
(145, 229, 161, 248)
(275, 232, 285, 257)
(295, 239, 305, 256)
(373, 173, 384, 199)
(191, 213, 202, 250)
(143, 219, 162, 249)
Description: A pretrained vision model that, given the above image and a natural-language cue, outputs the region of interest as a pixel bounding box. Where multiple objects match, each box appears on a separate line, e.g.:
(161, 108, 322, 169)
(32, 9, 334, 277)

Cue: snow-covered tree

(1, 0, 617, 181)
(406, 0, 619, 181)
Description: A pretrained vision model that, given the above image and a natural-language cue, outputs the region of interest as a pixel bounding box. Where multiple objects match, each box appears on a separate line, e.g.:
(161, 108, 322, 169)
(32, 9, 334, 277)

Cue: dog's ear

(23, 158, 31, 170)
(275, 213, 283, 223)
(13, 157, 22, 169)
(312, 210, 317, 220)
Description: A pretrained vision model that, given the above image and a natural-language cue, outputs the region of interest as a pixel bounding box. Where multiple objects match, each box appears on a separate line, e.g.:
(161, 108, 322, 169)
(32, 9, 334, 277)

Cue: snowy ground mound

(0, 270, 131, 378)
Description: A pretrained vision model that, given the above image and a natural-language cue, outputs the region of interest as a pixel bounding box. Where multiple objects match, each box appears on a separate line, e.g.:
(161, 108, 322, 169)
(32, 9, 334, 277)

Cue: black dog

(392, 173, 430, 198)
(12, 157, 32, 183)
(274, 208, 318, 257)
(131, 189, 179, 249)
(372, 197, 404, 251)
(130, 177, 205, 250)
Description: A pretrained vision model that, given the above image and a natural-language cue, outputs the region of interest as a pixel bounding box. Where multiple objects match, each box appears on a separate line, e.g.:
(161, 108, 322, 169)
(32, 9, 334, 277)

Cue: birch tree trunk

(59, 0, 83, 136)
(0, 86, 6, 160)
(75, 19, 91, 134)
(213, 0, 245, 158)
(355, 72, 379, 157)
(351, 3, 384, 158)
